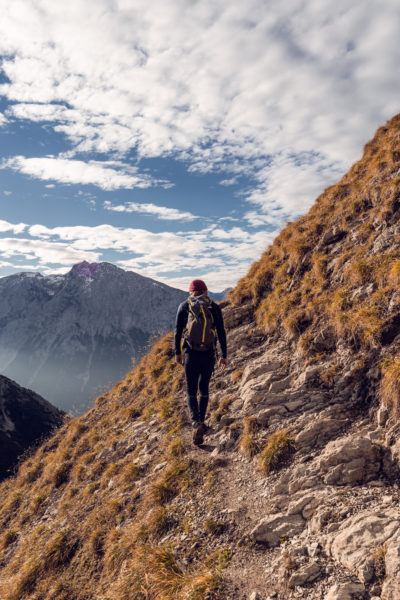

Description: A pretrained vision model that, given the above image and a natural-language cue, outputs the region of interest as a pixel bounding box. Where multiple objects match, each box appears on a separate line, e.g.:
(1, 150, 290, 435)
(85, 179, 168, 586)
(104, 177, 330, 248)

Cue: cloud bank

(103, 201, 197, 221)
(1, 156, 169, 190)
(0, 219, 272, 290)
(2, 1, 399, 197)
(1, 0, 400, 285)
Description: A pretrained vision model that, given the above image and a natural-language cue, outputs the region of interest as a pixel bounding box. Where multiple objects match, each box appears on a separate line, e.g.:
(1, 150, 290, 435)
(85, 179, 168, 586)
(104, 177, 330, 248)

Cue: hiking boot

(199, 422, 208, 434)
(193, 423, 204, 445)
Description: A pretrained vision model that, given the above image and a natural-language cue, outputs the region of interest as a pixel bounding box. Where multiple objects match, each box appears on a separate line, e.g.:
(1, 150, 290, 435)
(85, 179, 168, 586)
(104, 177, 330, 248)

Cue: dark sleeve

(174, 301, 188, 354)
(212, 302, 227, 358)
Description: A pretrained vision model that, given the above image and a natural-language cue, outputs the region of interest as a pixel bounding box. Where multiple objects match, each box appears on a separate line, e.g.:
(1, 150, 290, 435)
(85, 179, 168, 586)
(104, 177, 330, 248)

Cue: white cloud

(244, 152, 344, 228)
(0, 237, 99, 266)
(0, 219, 27, 234)
(3, 191, 12, 196)
(1, 1, 400, 287)
(0, 0, 399, 213)
(219, 178, 238, 186)
(0, 220, 273, 288)
(103, 200, 198, 221)
(1, 156, 169, 190)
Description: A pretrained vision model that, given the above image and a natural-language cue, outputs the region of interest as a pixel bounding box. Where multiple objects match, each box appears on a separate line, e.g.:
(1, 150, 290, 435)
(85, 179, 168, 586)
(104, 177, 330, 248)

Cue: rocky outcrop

(250, 513, 305, 546)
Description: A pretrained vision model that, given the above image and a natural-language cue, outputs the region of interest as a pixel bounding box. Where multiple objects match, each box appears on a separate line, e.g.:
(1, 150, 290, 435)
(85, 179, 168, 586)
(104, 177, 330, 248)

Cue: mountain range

(0, 262, 187, 413)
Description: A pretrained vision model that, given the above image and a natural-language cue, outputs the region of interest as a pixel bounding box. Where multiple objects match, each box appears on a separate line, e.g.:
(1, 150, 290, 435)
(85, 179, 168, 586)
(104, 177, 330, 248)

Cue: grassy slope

(1, 114, 400, 599)
(229, 114, 400, 418)
(231, 114, 400, 353)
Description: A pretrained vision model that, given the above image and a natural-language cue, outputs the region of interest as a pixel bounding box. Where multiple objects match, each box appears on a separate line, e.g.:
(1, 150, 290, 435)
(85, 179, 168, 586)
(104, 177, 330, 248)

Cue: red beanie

(189, 279, 207, 292)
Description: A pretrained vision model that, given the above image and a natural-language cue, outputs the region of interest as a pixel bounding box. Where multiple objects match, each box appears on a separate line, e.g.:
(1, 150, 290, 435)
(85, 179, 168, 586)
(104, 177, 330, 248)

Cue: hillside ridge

(0, 375, 64, 481)
(1, 114, 400, 599)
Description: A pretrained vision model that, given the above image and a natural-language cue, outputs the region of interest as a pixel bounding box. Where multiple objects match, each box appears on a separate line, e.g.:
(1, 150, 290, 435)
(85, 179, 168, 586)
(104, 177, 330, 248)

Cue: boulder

(250, 513, 305, 547)
(287, 489, 331, 519)
(326, 510, 400, 586)
(324, 582, 366, 600)
(274, 435, 385, 495)
(319, 436, 382, 486)
(295, 418, 347, 450)
(288, 561, 321, 587)
(380, 538, 400, 599)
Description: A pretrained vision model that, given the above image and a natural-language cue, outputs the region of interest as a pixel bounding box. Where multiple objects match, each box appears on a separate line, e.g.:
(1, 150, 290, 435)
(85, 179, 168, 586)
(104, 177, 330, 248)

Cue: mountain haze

(0, 262, 187, 413)
(1, 115, 400, 599)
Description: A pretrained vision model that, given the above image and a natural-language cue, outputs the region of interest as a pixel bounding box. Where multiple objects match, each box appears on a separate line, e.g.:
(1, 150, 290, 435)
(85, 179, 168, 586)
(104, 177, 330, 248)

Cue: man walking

(174, 279, 227, 445)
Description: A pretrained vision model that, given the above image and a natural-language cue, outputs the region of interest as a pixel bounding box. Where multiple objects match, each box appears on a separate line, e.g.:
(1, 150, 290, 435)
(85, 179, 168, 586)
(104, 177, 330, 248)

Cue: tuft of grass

(258, 430, 295, 474)
(147, 506, 179, 540)
(90, 529, 105, 557)
(24, 461, 44, 483)
(53, 461, 72, 487)
(9, 529, 80, 599)
(150, 459, 194, 505)
(212, 396, 235, 422)
(231, 370, 243, 383)
(380, 356, 400, 421)
(133, 544, 220, 600)
(204, 517, 224, 536)
(372, 545, 386, 584)
(167, 436, 186, 458)
(238, 417, 259, 457)
(123, 461, 142, 483)
(3, 529, 18, 548)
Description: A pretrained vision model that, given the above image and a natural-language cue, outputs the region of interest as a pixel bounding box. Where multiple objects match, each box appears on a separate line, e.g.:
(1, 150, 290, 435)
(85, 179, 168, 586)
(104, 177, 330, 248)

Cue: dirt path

(180, 417, 280, 599)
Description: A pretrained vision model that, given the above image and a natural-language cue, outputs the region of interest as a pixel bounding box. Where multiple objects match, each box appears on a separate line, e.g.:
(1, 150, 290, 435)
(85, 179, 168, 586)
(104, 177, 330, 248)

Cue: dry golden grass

(380, 356, 400, 421)
(258, 430, 295, 474)
(228, 114, 400, 359)
(238, 417, 259, 457)
(0, 328, 215, 600)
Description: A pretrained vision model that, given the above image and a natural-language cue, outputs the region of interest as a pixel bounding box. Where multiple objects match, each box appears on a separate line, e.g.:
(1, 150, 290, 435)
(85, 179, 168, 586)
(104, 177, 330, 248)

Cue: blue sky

(0, 0, 399, 291)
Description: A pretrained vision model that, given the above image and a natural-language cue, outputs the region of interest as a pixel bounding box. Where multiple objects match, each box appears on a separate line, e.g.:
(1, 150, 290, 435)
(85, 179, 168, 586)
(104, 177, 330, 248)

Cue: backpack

(184, 296, 216, 352)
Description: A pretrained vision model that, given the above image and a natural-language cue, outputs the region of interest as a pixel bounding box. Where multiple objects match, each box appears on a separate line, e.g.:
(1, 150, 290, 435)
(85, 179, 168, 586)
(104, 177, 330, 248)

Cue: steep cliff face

(1, 116, 400, 600)
(0, 375, 64, 481)
(0, 262, 187, 413)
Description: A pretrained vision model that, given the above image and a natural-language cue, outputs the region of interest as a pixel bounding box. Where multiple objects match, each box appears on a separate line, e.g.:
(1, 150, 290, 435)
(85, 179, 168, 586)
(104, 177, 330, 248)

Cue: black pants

(184, 350, 215, 423)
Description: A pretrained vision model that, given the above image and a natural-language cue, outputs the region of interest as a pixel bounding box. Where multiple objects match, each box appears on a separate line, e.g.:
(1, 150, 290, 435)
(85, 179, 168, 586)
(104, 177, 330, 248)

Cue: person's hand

(218, 357, 227, 369)
(175, 354, 183, 365)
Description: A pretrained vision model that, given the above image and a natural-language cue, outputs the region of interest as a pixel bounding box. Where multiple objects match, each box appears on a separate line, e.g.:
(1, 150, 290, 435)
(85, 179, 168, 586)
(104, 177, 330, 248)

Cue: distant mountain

(0, 262, 187, 413)
(0, 374, 64, 480)
(209, 288, 232, 301)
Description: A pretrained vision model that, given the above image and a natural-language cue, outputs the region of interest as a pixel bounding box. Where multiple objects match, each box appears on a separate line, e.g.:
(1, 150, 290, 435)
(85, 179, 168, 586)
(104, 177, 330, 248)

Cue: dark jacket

(174, 298, 227, 358)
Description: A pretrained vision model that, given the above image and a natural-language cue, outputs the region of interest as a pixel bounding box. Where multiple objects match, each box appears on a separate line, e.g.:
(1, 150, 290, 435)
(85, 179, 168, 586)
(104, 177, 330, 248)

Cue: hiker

(174, 279, 227, 445)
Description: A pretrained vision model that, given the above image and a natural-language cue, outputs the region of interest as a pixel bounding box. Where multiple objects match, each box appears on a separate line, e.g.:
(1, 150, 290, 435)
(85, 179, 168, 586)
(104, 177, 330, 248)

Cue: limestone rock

(268, 374, 293, 393)
(319, 436, 382, 486)
(381, 539, 400, 600)
(288, 561, 321, 587)
(295, 417, 347, 450)
(326, 510, 400, 586)
(275, 435, 385, 495)
(240, 353, 283, 388)
(377, 406, 389, 427)
(287, 489, 331, 518)
(324, 582, 366, 600)
(250, 513, 305, 547)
